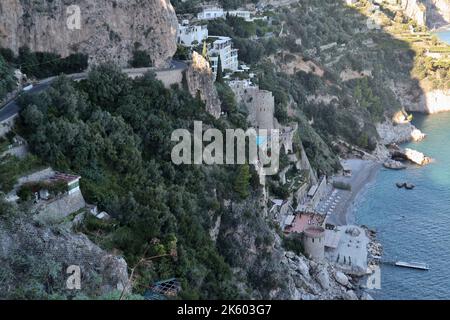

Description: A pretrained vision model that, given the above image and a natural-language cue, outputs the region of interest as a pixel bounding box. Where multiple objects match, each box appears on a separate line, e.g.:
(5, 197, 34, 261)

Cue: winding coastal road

(0, 60, 187, 123)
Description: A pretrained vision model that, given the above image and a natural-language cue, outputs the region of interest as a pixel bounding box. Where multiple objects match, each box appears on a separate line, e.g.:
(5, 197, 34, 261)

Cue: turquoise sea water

(354, 113, 450, 299)
(434, 30, 450, 44)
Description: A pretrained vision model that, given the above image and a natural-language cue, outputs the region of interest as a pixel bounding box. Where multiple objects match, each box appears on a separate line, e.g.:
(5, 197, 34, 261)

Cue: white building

(197, 6, 225, 20)
(227, 10, 252, 21)
(177, 23, 208, 47)
(197, 6, 253, 22)
(208, 36, 239, 75)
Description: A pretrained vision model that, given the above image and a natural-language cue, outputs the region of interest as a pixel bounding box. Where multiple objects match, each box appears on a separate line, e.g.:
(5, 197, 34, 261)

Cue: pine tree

(234, 164, 251, 199)
(202, 41, 208, 59)
(216, 55, 224, 83)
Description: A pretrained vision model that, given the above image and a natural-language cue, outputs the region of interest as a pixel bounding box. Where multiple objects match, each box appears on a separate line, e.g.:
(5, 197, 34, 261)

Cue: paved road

(0, 60, 187, 122)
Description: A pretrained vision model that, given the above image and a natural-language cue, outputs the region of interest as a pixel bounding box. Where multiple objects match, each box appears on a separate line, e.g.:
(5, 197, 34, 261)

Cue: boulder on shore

(383, 159, 406, 170)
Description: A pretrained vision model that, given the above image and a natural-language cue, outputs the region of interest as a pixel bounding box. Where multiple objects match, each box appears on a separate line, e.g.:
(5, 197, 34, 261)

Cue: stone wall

(155, 68, 184, 89)
(36, 189, 86, 219)
(229, 81, 276, 130)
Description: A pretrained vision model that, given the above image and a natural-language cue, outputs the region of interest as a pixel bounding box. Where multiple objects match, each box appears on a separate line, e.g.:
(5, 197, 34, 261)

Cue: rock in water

(411, 129, 426, 142)
(404, 148, 432, 166)
(384, 159, 406, 170)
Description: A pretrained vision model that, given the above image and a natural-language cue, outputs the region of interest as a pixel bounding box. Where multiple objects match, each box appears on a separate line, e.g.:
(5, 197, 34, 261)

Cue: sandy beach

(324, 159, 381, 226)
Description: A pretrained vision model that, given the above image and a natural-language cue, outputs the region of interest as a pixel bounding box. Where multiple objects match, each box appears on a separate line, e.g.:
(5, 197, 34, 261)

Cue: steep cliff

(0, 212, 129, 299)
(186, 52, 221, 118)
(401, 0, 450, 29)
(0, 0, 178, 67)
(401, 0, 427, 26)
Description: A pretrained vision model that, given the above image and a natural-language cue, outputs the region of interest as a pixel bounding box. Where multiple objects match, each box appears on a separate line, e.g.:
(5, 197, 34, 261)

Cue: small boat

(395, 261, 429, 271)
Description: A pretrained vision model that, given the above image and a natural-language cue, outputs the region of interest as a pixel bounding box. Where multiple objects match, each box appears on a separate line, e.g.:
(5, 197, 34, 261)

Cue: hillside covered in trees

(11, 65, 258, 299)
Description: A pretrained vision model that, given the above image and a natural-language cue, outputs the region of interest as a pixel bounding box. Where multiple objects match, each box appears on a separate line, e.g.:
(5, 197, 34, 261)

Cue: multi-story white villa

(177, 22, 208, 47)
(208, 36, 239, 75)
(197, 6, 253, 22)
(227, 10, 251, 21)
(197, 6, 225, 20)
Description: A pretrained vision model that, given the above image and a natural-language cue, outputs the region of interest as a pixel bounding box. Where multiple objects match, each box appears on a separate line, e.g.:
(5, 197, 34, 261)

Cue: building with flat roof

(208, 36, 239, 75)
(197, 6, 225, 20)
(284, 212, 326, 234)
(177, 23, 208, 47)
(325, 225, 370, 275)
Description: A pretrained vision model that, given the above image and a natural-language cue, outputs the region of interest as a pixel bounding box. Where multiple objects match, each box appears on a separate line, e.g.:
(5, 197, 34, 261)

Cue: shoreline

(326, 159, 382, 226)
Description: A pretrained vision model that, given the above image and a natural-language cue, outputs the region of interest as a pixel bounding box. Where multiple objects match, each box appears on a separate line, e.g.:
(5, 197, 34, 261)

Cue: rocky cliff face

(401, 0, 450, 29)
(0, 213, 129, 299)
(401, 0, 427, 26)
(0, 0, 177, 67)
(186, 52, 221, 118)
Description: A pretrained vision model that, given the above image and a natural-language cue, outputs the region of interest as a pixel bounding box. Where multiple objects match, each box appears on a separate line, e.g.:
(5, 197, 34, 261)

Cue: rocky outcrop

(401, 0, 427, 26)
(383, 159, 407, 170)
(404, 148, 433, 165)
(0, 214, 129, 299)
(376, 120, 425, 145)
(0, 0, 177, 67)
(390, 79, 450, 114)
(218, 196, 362, 300)
(400, 0, 450, 29)
(418, 90, 450, 113)
(186, 52, 221, 118)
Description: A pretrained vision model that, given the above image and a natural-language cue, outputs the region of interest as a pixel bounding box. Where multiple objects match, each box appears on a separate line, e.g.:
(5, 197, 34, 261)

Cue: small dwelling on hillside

(197, 5, 254, 22)
(197, 6, 225, 20)
(177, 21, 208, 47)
(11, 168, 85, 218)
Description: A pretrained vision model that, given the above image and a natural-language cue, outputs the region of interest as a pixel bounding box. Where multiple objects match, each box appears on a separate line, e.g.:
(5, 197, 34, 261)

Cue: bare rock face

(400, 0, 450, 29)
(376, 120, 425, 145)
(404, 148, 432, 165)
(219, 196, 359, 300)
(0, 0, 178, 67)
(401, 0, 427, 26)
(0, 216, 129, 299)
(186, 52, 221, 118)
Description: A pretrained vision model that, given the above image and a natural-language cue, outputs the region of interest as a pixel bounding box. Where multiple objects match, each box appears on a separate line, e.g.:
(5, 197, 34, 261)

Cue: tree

(202, 41, 208, 60)
(233, 164, 251, 199)
(130, 50, 152, 68)
(215, 82, 236, 113)
(0, 55, 16, 100)
(216, 55, 224, 83)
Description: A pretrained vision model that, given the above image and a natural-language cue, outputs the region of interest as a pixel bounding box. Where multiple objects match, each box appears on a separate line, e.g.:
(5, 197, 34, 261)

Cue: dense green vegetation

(0, 46, 88, 80)
(207, 17, 281, 65)
(0, 155, 44, 193)
(15, 64, 261, 299)
(129, 50, 152, 68)
(0, 54, 16, 101)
